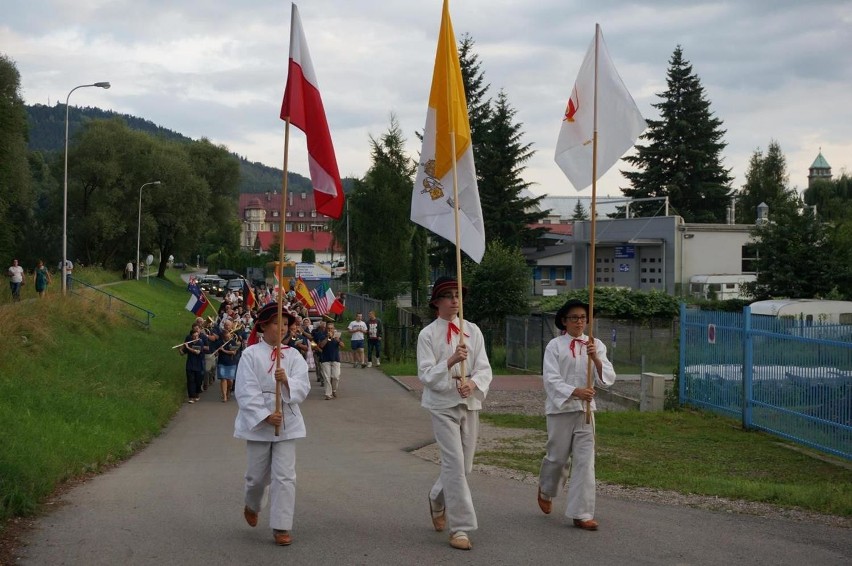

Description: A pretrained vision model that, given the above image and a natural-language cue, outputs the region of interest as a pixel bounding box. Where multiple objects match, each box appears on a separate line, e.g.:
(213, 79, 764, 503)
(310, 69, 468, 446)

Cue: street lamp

(137, 181, 162, 280)
(62, 81, 111, 295)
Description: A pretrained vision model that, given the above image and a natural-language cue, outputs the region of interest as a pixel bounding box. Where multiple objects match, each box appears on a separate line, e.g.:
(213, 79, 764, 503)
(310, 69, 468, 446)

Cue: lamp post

(137, 181, 162, 280)
(62, 81, 111, 295)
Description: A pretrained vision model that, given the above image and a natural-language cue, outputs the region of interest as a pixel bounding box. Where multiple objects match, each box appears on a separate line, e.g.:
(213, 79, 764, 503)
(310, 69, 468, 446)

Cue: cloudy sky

(3, 0, 850, 200)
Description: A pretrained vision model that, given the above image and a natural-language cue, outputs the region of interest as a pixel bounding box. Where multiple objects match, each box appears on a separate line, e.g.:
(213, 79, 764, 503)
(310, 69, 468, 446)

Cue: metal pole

(346, 198, 350, 293)
(62, 82, 110, 295)
(137, 181, 161, 280)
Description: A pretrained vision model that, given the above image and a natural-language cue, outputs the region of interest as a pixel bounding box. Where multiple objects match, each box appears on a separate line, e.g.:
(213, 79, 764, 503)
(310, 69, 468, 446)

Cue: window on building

(272, 211, 279, 217)
(542, 219, 551, 225)
(298, 223, 306, 232)
(311, 210, 317, 217)
(742, 244, 758, 273)
(298, 211, 305, 217)
(285, 223, 292, 232)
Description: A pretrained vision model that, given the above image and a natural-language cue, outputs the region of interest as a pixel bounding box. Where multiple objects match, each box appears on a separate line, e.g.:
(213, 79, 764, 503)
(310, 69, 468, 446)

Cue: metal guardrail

(70, 278, 156, 328)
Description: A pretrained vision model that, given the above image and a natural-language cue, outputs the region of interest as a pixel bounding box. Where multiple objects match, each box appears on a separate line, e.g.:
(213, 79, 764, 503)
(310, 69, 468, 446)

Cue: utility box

(640, 372, 666, 412)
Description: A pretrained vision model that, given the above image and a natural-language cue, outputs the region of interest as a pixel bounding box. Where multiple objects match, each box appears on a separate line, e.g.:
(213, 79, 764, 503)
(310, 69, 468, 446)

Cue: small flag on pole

(294, 277, 315, 308)
(410, 0, 485, 263)
(280, 3, 345, 219)
(554, 26, 646, 191)
(309, 281, 330, 315)
(185, 281, 209, 316)
(242, 279, 256, 310)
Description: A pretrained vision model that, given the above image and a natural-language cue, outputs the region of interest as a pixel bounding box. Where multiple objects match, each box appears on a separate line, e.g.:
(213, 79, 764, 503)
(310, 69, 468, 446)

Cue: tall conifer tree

(621, 46, 732, 222)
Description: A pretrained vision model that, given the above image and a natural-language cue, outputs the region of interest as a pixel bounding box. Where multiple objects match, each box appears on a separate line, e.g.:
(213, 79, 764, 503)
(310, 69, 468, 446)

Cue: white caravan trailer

(689, 274, 756, 300)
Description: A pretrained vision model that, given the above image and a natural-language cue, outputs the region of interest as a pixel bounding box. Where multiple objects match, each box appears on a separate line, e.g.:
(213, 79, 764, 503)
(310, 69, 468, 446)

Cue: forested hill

(24, 103, 328, 194)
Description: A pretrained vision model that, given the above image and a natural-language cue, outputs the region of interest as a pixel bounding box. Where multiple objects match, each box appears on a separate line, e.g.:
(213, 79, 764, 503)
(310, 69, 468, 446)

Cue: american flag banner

(310, 281, 330, 316)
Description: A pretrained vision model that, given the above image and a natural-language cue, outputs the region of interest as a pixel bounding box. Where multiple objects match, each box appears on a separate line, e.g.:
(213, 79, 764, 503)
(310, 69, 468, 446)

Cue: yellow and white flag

(410, 0, 485, 263)
(554, 25, 646, 192)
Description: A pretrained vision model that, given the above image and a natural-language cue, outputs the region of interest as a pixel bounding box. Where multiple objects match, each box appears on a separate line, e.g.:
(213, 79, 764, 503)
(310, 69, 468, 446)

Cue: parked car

(199, 277, 226, 296)
(225, 278, 245, 293)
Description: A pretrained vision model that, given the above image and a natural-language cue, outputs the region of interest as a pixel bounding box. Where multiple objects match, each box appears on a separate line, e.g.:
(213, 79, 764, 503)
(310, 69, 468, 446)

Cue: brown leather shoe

(537, 487, 552, 515)
(428, 497, 446, 532)
(244, 506, 258, 527)
(273, 529, 292, 546)
(573, 518, 599, 531)
(449, 531, 471, 550)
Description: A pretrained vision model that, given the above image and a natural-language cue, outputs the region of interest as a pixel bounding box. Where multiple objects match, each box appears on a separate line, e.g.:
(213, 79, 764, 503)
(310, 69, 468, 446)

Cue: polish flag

(280, 4, 345, 219)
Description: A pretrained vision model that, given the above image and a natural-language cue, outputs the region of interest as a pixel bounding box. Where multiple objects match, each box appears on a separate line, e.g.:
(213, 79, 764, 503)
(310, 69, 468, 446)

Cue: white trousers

(244, 440, 297, 531)
(322, 361, 340, 397)
(428, 405, 479, 533)
(538, 411, 596, 521)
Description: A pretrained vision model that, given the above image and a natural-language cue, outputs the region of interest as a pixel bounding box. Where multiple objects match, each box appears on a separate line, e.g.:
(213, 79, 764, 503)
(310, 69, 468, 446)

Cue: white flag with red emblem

(555, 26, 646, 192)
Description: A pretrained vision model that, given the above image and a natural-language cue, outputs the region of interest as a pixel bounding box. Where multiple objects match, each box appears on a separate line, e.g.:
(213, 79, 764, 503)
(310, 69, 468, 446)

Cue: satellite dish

(146, 254, 154, 265)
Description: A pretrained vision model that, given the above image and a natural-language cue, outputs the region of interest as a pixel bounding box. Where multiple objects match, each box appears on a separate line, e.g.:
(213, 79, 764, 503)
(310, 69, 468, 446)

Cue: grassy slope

(0, 270, 193, 521)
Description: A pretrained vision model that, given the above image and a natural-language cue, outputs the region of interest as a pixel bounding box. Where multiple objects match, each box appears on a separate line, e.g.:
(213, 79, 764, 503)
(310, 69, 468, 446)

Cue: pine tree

(621, 46, 733, 222)
(477, 90, 547, 248)
(736, 140, 797, 223)
(349, 115, 415, 300)
(572, 199, 588, 220)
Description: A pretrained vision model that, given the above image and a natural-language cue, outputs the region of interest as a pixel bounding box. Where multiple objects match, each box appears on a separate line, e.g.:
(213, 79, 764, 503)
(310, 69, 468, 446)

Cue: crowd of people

(176, 275, 614, 551)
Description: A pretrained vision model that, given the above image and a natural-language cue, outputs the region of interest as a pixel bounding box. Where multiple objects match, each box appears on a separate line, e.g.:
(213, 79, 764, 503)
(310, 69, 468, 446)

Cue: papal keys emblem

(420, 159, 445, 201)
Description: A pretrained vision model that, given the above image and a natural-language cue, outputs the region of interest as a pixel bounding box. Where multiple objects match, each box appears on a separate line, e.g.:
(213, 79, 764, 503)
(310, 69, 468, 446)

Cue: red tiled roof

(530, 223, 573, 236)
(254, 231, 342, 253)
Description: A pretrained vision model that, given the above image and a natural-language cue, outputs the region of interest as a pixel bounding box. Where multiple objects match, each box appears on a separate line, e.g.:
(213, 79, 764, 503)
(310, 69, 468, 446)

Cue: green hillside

(25, 103, 355, 194)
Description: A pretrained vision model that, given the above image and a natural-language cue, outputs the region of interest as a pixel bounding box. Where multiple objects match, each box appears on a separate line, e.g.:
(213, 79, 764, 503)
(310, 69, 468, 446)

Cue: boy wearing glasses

(536, 299, 616, 531)
(418, 276, 492, 551)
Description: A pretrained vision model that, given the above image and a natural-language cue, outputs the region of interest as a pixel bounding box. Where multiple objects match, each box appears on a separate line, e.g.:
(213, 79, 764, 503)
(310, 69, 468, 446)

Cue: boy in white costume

(418, 276, 492, 551)
(235, 302, 311, 546)
(537, 298, 616, 531)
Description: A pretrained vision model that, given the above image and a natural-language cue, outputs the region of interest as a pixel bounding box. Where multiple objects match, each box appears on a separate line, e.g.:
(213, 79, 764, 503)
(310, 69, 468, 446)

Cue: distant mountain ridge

(24, 103, 339, 194)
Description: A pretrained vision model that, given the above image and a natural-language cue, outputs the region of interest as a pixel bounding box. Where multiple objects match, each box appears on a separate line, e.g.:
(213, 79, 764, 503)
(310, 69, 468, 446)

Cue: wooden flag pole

(450, 134, 467, 387)
(274, 119, 292, 437)
(584, 24, 602, 424)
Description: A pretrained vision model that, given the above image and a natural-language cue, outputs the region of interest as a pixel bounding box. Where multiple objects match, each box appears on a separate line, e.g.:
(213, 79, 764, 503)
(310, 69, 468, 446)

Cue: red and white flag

(554, 25, 646, 192)
(280, 3, 345, 219)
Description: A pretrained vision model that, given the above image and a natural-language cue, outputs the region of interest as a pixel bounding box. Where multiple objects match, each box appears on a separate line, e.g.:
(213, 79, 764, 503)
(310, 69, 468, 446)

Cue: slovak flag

(280, 3, 345, 220)
(185, 281, 209, 316)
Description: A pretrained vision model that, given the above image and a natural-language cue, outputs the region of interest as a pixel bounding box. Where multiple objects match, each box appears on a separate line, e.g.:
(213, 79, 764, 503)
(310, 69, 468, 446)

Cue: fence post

(679, 302, 686, 405)
(523, 317, 529, 371)
(742, 305, 753, 430)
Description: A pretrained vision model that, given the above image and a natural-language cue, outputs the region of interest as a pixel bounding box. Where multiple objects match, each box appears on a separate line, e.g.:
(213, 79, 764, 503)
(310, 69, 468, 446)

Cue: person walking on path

(8, 259, 24, 301)
(366, 310, 383, 367)
(317, 322, 345, 400)
(181, 325, 205, 403)
(33, 260, 51, 298)
(211, 320, 241, 402)
(417, 276, 492, 551)
(347, 312, 368, 368)
(536, 298, 616, 531)
(235, 302, 310, 546)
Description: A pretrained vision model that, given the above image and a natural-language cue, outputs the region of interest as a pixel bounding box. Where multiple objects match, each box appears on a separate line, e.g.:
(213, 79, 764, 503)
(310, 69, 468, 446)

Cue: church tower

(807, 151, 832, 188)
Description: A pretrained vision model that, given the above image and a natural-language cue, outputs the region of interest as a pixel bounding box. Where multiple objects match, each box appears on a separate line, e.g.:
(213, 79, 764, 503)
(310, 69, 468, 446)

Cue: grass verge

(0, 270, 194, 524)
(478, 410, 852, 517)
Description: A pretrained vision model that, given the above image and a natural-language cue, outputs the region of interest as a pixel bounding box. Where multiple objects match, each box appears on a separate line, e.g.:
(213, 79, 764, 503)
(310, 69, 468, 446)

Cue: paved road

(18, 365, 851, 565)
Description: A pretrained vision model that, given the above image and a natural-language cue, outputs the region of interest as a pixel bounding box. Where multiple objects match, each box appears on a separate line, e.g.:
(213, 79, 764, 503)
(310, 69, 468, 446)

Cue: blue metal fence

(680, 304, 852, 460)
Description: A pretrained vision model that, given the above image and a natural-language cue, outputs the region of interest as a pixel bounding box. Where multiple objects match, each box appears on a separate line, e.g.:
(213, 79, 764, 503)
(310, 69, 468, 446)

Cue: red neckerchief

(446, 321, 470, 344)
(267, 343, 291, 373)
(563, 333, 587, 358)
